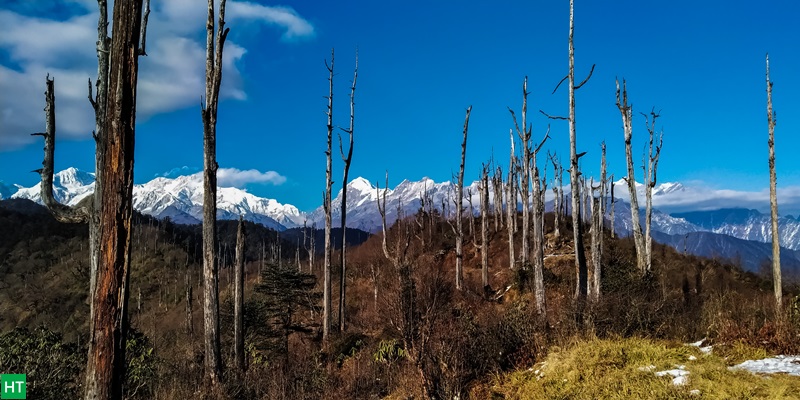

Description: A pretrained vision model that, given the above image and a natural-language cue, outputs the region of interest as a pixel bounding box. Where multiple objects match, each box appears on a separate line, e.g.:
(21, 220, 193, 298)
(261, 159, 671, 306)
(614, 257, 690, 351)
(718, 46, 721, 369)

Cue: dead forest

(0, 1, 799, 399)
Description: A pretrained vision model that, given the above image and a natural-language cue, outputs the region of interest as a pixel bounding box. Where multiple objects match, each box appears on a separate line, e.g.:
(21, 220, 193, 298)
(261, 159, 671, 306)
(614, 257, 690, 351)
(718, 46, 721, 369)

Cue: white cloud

(217, 168, 287, 187)
(0, 1, 313, 150)
(612, 179, 800, 217)
(228, 3, 315, 41)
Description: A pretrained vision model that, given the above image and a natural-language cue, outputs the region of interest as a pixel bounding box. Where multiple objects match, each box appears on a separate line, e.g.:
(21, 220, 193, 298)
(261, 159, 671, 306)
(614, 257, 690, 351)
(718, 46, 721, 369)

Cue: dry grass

(491, 337, 800, 399)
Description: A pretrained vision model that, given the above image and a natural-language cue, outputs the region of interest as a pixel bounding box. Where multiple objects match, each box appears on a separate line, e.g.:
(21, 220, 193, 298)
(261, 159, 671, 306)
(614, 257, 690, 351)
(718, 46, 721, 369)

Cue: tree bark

(616, 79, 646, 274)
(339, 51, 357, 333)
(766, 53, 782, 312)
(479, 165, 490, 292)
(234, 217, 246, 372)
(454, 106, 472, 290)
(201, 0, 228, 388)
(509, 79, 531, 266)
(568, 0, 589, 315)
(323, 49, 334, 343)
(507, 130, 517, 270)
(642, 110, 663, 274)
(83, 0, 143, 398)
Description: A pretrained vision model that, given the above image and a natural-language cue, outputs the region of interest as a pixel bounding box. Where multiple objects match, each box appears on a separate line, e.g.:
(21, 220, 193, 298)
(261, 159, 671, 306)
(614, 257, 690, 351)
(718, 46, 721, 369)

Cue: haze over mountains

(5, 167, 800, 276)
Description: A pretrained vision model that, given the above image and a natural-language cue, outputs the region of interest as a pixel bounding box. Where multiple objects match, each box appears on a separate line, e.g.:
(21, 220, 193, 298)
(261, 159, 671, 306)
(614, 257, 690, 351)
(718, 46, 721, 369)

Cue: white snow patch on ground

(730, 355, 800, 376)
(688, 339, 712, 354)
(655, 365, 690, 386)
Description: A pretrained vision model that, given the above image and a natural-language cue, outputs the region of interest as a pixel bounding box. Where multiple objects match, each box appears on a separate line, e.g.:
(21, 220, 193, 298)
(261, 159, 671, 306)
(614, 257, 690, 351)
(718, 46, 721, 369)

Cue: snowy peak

(13, 169, 95, 206)
(347, 177, 376, 195)
(0, 181, 19, 199)
(13, 168, 303, 231)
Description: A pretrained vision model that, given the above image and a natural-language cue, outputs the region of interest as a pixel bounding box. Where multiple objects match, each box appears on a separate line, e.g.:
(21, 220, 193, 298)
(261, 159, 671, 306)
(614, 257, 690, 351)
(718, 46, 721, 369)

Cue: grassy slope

(491, 337, 799, 400)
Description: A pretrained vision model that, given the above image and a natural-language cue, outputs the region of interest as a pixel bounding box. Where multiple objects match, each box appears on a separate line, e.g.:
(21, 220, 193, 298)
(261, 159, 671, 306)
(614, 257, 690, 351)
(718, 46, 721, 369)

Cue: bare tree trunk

(610, 177, 615, 238)
(567, 0, 591, 314)
(201, 0, 228, 388)
(234, 217, 246, 373)
(186, 266, 193, 338)
(590, 195, 601, 303)
(467, 187, 476, 238)
(531, 123, 549, 315)
(766, 53, 782, 312)
(550, 153, 562, 239)
(479, 165, 490, 291)
(642, 110, 663, 274)
(507, 130, 516, 270)
(83, 0, 144, 397)
(323, 49, 334, 343)
(454, 106, 472, 290)
(493, 166, 504, 231)
(616, 79, 646, 274)
(509, 79, 531, 266)
(339, 52, 357, 333)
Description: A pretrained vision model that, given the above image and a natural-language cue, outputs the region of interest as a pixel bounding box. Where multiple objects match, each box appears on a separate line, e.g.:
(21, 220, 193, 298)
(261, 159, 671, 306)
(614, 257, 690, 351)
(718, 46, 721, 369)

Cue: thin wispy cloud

(0, 1, 314, 150)
(228, 3, 315, 41)
(217, 168, 287, 187)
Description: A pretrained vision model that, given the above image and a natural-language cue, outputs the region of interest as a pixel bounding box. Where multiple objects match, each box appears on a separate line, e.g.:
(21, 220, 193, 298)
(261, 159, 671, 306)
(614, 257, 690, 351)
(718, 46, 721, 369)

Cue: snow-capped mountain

(12, 168, 304, 231)
(671, 208, 800, 251)
(12, 167, 95, 206)
(0, 181, 20, 200)
(308, 176, 493, 232)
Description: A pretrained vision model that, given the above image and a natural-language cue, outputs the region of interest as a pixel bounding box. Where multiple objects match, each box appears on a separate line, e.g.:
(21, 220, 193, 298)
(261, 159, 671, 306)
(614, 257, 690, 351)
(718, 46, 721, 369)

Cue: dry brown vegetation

(1, 199, 799, 399)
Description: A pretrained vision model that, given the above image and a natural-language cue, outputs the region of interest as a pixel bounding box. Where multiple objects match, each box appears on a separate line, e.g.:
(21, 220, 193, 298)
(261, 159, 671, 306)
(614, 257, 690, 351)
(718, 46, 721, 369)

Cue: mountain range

(5, 167, 800, 277)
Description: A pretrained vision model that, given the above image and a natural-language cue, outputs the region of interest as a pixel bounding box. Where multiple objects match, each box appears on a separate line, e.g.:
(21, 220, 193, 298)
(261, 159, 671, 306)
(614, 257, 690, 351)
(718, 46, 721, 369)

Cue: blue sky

(1, 0, 799, 212)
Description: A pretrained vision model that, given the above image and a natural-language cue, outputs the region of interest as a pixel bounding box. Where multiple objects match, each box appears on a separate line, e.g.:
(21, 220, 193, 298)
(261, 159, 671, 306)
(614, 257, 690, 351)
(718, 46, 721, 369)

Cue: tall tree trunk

(479, 166, 490, 291)
(507, 130, 516, 270)
(201, 0, 228, 388)
(590, 195, 601, 303)
(509, 79, 531, 266)
(454, 106, 471, 290)
(494, 166, 504, 231)
(550, 153, 562, 239)
(610, 177, 615, 238)
(766, 53, 782, 312)
(531, 128, 549, 316)
(186, 267, 193, 338)
(83, 0, 144, 397)
(616, 79, 646, 274)
(339, 52, 358, 333)
(323, 49, 334, 343)
(234, 217, 246, 372)
(567, 0, 590, 315)
(643, 110, 663, 274)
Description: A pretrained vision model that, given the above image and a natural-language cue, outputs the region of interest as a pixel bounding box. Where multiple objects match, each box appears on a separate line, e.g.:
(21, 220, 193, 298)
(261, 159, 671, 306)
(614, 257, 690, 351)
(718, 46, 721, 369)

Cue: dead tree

(766, 53, 782, 311)
(303, 219, 315, 273)
(453, 106, 472, 290)
(616, 79, 646, 274)
(31, 1, 148, 397)
(185, 265, 193, 338)
(323, 49, 335, 343)
(478, 164, 491, 291)
(590, 193, 601, 304)
(642, 110, 663, 274)
(234, 217, 246, 373)
(201, 0, 229, 388)
(466, 187, 476, 237)
(543, 0, 594, 312)
(531, 128, 550, 316)
(609, 175, 616, 238)
(507, 130, 517, 270)
(549, 152, 563, 239)
(493, 166, 504, 231)
(338, 51, 358, 333)
(509, 78, 532, 266)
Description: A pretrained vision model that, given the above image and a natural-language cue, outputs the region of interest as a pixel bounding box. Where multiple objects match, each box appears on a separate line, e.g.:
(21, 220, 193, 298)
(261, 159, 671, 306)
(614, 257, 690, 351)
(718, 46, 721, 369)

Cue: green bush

(0, 327, 84, 400)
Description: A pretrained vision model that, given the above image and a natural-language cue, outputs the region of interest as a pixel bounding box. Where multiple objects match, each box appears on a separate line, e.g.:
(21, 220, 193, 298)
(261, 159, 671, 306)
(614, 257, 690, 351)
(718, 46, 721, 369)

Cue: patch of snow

(638, 365, 656, 372)
(688, 355, 697, 361)
(689, 389, 701, 396)
(688, 339, 712, 354)
(655, 365, 690, 386)
(730, 355, 800, 376)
